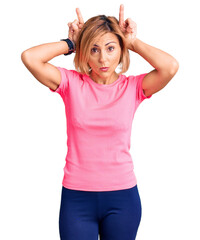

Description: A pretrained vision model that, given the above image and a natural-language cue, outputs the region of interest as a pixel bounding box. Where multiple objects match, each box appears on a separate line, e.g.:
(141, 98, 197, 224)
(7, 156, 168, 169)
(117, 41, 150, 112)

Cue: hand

(68, 8, 84, 45)
(119, 4, 137, 49)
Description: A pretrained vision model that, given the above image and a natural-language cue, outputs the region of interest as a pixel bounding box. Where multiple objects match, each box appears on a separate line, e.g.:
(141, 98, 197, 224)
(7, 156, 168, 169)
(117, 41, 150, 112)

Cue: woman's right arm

(21, 8, 84, 91)
(21, 41, 70, 91)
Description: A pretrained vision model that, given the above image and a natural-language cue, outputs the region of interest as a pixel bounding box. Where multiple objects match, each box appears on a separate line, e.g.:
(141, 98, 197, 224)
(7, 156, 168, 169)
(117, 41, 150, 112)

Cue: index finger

(76, 8, 84, 24)
(119, 4, 124, 26)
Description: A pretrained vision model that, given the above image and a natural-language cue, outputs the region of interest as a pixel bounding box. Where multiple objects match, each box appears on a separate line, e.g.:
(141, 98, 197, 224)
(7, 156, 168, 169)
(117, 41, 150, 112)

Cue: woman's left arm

(119, 4, 179, 97)
(129, 38, 179, 97)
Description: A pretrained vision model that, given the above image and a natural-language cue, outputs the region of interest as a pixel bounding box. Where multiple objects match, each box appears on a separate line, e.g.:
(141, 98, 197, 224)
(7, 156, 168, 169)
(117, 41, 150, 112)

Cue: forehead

(92, 32, 119, 46)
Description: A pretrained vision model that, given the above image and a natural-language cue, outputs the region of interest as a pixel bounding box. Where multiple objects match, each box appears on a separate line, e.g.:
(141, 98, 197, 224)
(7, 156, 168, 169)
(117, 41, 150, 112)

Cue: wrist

(126, 37, 138, 52)
(60, 38, 76, 56)
(68, 37, 76, 49)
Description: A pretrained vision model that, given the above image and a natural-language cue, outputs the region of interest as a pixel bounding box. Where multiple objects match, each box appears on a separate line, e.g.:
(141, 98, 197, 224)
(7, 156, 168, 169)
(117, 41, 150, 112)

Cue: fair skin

(21, 4, 179, 95)
(69, 5, 179, 95)
(88, 33, 122, 85)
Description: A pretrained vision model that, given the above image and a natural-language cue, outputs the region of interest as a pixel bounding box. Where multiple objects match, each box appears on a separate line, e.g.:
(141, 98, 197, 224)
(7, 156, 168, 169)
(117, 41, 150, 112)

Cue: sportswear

(59, 184, 142, 239)
(49, 67, 152, 191)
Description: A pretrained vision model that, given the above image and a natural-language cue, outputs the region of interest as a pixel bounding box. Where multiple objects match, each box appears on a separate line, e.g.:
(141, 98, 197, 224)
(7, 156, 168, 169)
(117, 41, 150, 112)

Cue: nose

(98, 50, 107, 63)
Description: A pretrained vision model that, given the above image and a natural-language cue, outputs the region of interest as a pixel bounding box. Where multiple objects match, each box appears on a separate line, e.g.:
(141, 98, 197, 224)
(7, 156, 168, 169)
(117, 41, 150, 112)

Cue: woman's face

(88, 32, 122, 81)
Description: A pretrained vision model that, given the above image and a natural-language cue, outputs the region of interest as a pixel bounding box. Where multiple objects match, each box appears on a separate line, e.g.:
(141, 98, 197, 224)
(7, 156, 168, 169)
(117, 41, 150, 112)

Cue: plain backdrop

(1, 0, 200, 239)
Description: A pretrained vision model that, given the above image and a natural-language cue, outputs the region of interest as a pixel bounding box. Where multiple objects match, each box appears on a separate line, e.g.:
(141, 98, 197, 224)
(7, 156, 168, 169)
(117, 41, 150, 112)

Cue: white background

(1, 0, 200, 239)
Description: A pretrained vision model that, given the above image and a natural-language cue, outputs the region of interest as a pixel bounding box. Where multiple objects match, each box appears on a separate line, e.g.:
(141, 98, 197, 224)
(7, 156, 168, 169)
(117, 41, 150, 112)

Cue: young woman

(21, 4, 179, 240)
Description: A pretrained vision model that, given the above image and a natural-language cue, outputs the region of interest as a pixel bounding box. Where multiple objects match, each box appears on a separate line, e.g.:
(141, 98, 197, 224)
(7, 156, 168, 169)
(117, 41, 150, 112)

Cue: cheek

(88, 56, 98, 66)
(110, 52, 121, 65)
(88, 59, 95, 68)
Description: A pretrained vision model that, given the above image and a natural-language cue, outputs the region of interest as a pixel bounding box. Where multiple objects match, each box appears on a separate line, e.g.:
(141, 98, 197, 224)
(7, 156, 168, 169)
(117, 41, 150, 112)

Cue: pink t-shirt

(49, 67, 152, 191)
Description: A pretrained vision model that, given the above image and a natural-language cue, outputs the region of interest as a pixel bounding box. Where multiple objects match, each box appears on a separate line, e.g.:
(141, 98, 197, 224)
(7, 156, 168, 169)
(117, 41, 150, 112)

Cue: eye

(108, 46, 115, 51)
(91, 47, 99, 53)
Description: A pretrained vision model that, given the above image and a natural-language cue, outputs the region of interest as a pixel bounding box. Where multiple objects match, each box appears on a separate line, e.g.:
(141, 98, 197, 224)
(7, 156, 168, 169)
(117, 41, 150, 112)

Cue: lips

(100, 67, 109, 72)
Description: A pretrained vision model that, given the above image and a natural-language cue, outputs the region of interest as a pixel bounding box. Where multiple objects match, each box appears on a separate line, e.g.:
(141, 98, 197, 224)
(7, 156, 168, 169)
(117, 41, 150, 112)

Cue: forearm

(128, 38, 179, 72)
(21, 41, 69, 63)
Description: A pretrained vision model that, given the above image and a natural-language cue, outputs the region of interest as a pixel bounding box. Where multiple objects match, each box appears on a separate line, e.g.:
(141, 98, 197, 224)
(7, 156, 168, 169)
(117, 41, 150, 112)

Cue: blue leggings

(59, 184, 142, 240)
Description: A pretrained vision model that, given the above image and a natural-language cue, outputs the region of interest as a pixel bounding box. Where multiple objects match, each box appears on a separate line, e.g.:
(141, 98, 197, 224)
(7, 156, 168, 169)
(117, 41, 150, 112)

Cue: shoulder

(57, 67, 84, 80)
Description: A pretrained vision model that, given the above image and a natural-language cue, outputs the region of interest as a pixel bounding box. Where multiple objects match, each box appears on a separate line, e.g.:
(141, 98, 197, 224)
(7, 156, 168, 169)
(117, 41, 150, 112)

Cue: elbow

(21, 50, 33, 66)
(21, 50, 28, 63)
(169, 60, 179, 75)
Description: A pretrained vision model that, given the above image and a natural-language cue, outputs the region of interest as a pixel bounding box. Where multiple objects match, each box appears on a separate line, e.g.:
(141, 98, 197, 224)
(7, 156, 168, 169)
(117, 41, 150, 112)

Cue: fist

(67, 8, 84, 44)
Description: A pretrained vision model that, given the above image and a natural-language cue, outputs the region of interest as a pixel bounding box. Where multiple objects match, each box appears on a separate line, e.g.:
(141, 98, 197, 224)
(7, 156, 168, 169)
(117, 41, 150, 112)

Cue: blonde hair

(73, 15, 130, 76)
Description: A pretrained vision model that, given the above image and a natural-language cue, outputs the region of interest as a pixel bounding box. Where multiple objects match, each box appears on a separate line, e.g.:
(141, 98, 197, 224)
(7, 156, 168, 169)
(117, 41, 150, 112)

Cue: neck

(89, 71, 119, 85)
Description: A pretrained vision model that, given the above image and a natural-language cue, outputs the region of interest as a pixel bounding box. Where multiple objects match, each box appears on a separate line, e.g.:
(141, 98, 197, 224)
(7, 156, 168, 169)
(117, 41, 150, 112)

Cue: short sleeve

(135, 73, 152, 103)
(49, 66, 70, 98)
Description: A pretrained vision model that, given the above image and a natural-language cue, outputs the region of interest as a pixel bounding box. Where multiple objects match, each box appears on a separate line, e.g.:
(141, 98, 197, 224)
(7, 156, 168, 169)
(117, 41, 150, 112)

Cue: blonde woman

(21, 4, 179, 240)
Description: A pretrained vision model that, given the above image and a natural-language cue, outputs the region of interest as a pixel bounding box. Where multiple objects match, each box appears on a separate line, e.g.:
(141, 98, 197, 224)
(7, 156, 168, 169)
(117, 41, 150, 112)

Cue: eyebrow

(93, 41, 117, 47)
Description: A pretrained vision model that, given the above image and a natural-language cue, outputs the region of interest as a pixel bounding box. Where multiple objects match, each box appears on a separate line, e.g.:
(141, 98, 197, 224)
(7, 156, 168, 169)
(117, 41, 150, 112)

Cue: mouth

(100, 67, 109, 72)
